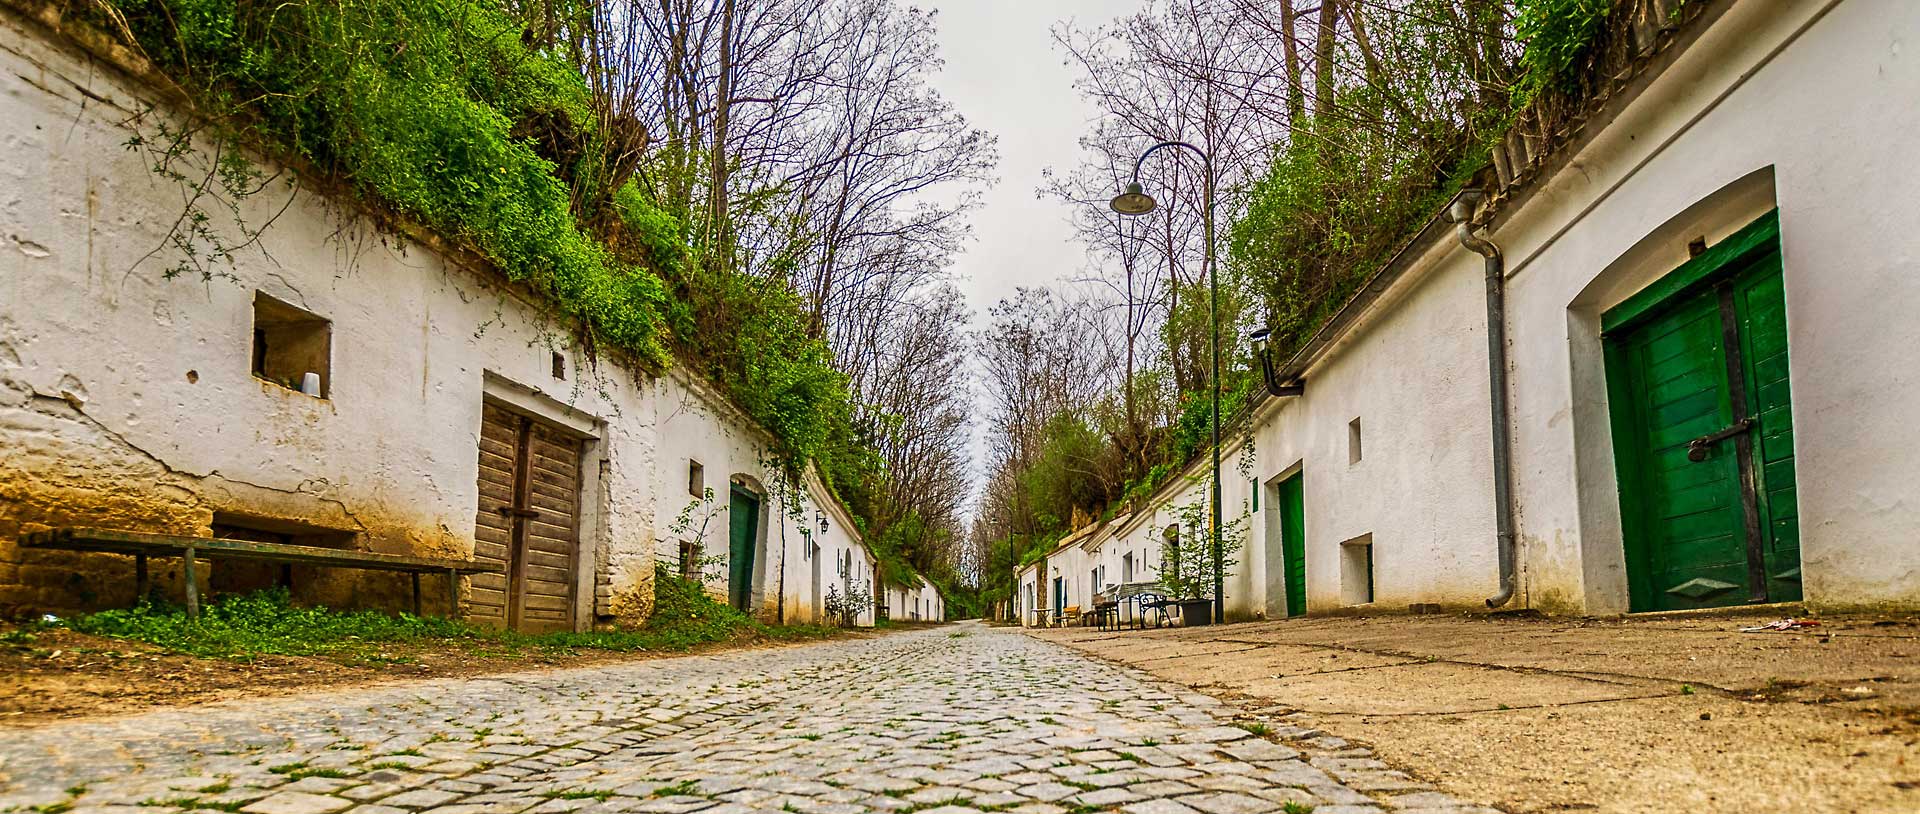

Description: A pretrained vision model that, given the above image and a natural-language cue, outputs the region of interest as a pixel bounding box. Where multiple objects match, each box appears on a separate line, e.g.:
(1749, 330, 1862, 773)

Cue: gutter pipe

(1450, 194, 1518, 609)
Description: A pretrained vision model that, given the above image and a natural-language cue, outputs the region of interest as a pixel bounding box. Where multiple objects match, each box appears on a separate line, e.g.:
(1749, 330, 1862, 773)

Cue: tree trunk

(1311, 0, 1341, 122)
(707, 0, 737, 268)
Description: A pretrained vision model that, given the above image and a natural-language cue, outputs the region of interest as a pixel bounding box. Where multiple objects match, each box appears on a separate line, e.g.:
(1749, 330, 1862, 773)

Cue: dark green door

(1605, 212, 1800, 612)
(728, 487, 759, 610)
(1278, 473, 1307, 618)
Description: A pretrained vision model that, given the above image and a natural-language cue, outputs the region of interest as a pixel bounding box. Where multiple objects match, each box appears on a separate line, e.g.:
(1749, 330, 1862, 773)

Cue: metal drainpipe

(1450, 194, 1518, 609)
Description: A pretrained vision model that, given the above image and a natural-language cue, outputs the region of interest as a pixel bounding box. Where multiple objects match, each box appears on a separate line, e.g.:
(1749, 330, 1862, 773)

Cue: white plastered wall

(1492, 0, 1920, 612)
(0, 11, 665, 622)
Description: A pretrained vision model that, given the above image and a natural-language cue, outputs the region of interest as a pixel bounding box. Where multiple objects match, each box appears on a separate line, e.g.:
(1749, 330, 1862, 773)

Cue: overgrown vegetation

(975, 0, 1632, 608)
(66, 567, 833, 662)
(91, 0, 984, 613)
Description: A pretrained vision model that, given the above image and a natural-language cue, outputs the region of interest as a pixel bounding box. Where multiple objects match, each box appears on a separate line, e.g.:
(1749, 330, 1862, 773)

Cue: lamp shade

(1109, 182, 1157, 216)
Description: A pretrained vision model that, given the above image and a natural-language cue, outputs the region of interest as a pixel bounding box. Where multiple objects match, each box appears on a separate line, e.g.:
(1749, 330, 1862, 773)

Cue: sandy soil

(1032, 611, 1920, 814)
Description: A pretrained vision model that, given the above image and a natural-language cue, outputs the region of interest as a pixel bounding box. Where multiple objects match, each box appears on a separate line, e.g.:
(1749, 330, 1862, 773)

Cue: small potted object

(1157, 504, 1245, 627)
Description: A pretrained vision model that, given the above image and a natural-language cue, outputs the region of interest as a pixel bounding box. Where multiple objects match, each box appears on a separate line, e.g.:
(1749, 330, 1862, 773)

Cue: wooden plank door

(1278, 473, 1307, 618)
(1607, 216, 1800, 612)
(727, 486, 759, 611)
(471, 403, 582, 632)
(1733, 262, 1802, 601)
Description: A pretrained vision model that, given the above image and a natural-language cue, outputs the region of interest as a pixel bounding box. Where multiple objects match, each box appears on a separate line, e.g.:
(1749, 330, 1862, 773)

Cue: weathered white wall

(650, 370, 846, 623)
(1227, 0, 1920, 615)
(0, 11, 861, 625)
(1244, 234, 1498, 616)
(0, 12, 658, 621)
(1492, 0, 1920, 612)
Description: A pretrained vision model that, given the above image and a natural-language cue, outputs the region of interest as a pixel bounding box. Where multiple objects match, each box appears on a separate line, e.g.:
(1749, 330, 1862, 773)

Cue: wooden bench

(21, 527, 497, 619)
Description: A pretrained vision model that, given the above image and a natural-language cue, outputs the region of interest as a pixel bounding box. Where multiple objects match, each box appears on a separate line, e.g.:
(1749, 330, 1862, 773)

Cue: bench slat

(21, 527, 496, 574)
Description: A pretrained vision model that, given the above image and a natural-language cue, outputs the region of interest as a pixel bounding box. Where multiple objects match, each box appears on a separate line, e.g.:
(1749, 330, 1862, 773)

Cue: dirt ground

(1030, 611, 1920, 814)
(0, 622, 920, 726)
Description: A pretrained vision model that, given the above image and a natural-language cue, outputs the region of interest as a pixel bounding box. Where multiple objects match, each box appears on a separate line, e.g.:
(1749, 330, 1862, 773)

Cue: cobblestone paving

(0, 624, 1498, 814)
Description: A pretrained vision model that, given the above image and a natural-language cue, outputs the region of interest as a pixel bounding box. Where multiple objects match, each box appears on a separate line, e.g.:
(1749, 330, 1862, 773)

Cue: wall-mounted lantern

(815, 510, 829, 535)
(1248, 328, 1305, 398)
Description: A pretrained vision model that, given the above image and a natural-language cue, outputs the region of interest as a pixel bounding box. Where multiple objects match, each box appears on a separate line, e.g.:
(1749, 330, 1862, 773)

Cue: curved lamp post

(1111, 140, 1223, 625)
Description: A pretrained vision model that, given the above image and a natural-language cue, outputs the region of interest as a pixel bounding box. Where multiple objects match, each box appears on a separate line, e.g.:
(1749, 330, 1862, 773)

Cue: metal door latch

(496, 507, 542, 519)
(1686, 417, 1756, 462)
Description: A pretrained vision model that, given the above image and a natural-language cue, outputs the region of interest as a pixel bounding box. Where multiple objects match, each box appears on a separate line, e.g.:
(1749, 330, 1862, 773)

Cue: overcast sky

(925, 0, 1144, 318)
(924, 1, 1145, 506)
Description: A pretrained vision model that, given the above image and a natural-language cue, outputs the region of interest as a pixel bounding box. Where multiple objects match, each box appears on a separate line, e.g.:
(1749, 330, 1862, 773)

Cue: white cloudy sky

(925, 0, 1144, 317)
(924, 0, 1146, 504)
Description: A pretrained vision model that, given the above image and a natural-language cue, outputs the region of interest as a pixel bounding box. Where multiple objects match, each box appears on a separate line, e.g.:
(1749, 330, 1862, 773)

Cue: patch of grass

(30, 803, 75, 814)
(650, 781, 702, 799)
(1038, 716, 1059, 725)
(366, 761, 415, 771)
(197, 782, 231, 794)
(139, 798, 201, 809)
(1114, 751, 1143, 763)
(1680, 684, 1695, 695)
(540, 790, 615, 802)
(197, 802, 248, 813)
(1139, 738, 1161, 747)
(286, 768, 351, 780)
(68, 574, 844, 664)
(1282, 803, 1316, 814)
(902, 797, 974, 813)
(1237, 722, 1271, 737)
(794, 733, 822, 741)
(1062, 780, 1098, 791)
(266, 763, 307, 775)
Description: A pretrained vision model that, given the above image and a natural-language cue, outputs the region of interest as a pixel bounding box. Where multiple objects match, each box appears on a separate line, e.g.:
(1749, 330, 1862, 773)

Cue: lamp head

(1109, 182, 1157, 216)
(1248, 327, 1270, 358)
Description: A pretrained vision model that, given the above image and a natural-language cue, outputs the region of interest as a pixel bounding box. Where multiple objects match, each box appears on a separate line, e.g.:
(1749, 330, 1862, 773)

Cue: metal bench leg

(183, 545, 200, 619)
(411, 572, 422, 617)
(134, 553, 149, 606)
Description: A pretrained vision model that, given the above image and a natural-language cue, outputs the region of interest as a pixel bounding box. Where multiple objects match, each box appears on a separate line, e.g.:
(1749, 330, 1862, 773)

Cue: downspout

(1450, 193, 1518, 609)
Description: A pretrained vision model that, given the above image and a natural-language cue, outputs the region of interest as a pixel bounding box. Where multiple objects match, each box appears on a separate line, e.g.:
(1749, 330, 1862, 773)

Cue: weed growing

(65, 568, 839, 663)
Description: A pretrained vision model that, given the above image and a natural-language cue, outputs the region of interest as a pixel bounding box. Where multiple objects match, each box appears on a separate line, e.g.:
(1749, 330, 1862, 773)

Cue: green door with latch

(728, 486, 759, 610)
(1604, 211, 1800, 612)
(1278, 473, 1307, 617)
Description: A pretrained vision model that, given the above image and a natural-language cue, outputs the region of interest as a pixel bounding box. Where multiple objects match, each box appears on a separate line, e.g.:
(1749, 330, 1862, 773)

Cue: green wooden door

(1605, 212, 1800, 612)
(1278, 473, 1307, 618)
(728, 487, 759, 610)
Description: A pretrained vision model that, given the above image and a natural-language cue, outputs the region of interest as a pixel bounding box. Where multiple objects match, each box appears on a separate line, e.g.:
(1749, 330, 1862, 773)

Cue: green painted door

(1278, 473, 1307, 618)
(1605, 212, 1800, 612)
(728, 487, 759, 610)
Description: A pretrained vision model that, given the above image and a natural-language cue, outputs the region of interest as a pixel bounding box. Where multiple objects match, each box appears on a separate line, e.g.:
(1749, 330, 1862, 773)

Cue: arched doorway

(727, 485, 761, 611)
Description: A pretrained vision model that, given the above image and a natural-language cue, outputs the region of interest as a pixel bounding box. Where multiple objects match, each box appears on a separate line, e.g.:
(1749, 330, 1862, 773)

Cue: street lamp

(1111, 140, 1224, 625)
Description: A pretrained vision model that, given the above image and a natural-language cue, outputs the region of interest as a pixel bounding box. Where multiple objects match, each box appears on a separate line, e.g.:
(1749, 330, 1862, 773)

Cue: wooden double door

(1606, 212, 1800, 612)
(472, 402, 584, 632)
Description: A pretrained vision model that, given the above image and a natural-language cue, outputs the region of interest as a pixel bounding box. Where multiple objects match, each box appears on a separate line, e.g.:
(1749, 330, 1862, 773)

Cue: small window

(678, 541, 702, 581)
(1348, 417, 1364, 464)
(1341, 533, 1375, 605)
(252, 292, 331, 398)
(687, 459, 705, 498)
(551, 351, 566, 380)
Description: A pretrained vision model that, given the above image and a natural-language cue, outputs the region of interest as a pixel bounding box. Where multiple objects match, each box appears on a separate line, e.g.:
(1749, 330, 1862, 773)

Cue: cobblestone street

(0, 625, 1493, 814)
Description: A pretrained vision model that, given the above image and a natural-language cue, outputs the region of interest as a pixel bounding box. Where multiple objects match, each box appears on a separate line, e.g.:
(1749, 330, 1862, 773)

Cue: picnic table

(21, 527, 497, 618)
